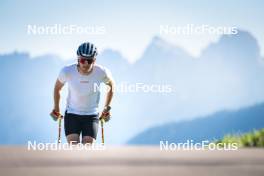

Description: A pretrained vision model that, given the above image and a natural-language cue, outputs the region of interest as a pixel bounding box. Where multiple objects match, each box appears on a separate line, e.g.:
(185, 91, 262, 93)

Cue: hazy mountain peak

(201, 29, 261, 62)
(0, 51, 30, 60)
(150, 35, 178, 51)
(100, 49, 126, 60)
(137, 36, 190, 64)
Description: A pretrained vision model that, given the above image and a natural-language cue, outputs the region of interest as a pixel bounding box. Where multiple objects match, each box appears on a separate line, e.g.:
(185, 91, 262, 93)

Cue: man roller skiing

(50, 42, 114, 144)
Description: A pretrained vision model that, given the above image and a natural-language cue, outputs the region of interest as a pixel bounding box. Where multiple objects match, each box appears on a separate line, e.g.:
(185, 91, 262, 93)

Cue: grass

(215, 128, 264, 147)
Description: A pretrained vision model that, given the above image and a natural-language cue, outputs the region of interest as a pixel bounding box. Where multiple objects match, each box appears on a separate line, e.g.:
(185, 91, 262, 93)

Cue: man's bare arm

(53, 79, 64, 112)
(104, 80, 114, 108)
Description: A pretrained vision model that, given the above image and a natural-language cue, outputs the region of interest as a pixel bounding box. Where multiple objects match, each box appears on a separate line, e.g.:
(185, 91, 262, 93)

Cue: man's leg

(82, 136, 95, 144)
(66, 133, 80, 144)
(64, 112, 82, 144)
(81, 115, 99, 144)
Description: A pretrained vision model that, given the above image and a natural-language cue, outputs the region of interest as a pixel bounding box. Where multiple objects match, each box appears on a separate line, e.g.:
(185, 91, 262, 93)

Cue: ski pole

(58, 116, 62, 144)
(50, 110, 63, 144)
(100, 118, 105, 145)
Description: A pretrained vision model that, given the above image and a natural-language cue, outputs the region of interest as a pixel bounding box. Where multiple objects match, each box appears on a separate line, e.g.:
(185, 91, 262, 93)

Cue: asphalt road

(0, 146, 264, 176)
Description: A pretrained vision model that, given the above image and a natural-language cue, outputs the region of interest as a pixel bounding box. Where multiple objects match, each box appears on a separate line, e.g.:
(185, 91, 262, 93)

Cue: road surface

(0, 146, 264, 176)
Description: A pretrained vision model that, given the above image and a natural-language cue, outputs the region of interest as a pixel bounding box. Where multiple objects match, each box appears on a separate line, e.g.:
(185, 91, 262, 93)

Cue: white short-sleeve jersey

(58, 63, 113, 115)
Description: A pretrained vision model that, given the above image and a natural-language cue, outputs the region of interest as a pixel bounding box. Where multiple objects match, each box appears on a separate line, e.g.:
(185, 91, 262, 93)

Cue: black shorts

(64, 111, 99, 139)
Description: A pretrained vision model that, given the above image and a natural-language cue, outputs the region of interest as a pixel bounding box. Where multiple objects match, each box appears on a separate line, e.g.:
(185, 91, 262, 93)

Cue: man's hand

(50, 110, 63, 121)
(99, 106, 111, 122)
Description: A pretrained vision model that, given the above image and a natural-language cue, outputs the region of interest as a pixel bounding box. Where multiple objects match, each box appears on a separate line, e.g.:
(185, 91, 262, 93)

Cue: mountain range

(128, 102, 264, 144)
(0, 29, 263, 144)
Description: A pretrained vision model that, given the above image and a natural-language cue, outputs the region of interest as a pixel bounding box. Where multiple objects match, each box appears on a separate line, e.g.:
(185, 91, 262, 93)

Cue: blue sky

(0, 0, 263, 62)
